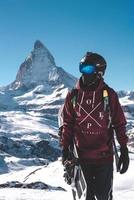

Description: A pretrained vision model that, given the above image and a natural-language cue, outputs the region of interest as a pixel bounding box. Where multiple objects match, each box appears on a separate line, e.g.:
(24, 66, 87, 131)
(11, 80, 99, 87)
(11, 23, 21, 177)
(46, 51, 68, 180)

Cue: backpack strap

(103, 88, 112, 128)
(103, 89, 120, 171)
(103, 89, 109, 112)
(70, 88, 78, 109)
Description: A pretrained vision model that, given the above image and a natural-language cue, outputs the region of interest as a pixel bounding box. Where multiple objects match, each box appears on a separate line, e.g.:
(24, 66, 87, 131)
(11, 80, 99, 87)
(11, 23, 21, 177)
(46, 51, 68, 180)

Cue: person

(61, 52, 129, 200)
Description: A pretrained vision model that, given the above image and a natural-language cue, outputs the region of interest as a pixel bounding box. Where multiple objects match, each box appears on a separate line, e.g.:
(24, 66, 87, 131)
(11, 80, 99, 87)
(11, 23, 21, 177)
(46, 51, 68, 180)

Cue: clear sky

(0, 0, 134, 91)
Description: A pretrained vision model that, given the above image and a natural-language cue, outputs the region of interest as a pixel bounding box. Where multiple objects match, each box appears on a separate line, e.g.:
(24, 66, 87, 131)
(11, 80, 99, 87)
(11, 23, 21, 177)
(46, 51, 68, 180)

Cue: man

(61, 52, 129, 200)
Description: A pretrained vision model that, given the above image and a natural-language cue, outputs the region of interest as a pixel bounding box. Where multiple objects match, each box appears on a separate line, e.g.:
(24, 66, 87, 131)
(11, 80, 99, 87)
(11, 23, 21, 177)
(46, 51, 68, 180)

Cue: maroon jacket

(62, 78, 128, 164)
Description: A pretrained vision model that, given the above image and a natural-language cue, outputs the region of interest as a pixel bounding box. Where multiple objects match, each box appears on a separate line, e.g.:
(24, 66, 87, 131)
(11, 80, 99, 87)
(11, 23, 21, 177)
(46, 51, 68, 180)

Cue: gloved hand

(62, 148, 74, 185)
(62, 147, 79, 184)
(118, 146, 129, 174)
(63, 160, 75, 185)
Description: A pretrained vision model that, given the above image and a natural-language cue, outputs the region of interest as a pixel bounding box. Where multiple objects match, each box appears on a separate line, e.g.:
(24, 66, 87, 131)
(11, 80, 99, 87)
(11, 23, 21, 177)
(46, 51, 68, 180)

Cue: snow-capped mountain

(0, 40, 77, 174)
(9, 40, 76, 91)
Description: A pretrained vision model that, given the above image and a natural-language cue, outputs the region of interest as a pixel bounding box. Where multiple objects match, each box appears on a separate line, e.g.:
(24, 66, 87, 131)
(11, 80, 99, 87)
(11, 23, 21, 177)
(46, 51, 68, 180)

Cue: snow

(0, 156, 134, 200)
(0, 188, 72, 200)
(119, 95, 134, 112)
(0, 159, 72, 200)
(14, 85, 68, 107)
(0, 111, 57, 140)
(114, 154, 134, 199)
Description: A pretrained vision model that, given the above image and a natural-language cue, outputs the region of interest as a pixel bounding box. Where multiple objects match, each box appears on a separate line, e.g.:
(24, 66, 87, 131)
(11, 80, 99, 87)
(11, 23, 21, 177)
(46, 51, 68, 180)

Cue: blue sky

(0, 0, 134, 91)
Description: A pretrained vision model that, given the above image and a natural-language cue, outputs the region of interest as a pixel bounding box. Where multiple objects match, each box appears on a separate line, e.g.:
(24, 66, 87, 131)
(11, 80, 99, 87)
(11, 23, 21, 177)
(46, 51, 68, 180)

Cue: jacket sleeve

(110, 90, 128, 146)
(62, 91, 75, 149)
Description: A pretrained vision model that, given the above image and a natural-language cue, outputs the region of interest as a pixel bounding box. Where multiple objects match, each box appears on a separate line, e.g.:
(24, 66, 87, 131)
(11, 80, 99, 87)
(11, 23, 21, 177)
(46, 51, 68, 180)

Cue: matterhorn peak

(32, 40, 56, 66)
(34, 40, 45, 50)
(9, 40, 77, 91)
(10, 40, 57, 90)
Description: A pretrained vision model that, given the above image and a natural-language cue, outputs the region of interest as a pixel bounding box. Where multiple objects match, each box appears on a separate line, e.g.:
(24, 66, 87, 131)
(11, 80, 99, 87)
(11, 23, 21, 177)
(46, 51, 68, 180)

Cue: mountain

(8, 40, 76, 91)
(0, 40, 77, 173)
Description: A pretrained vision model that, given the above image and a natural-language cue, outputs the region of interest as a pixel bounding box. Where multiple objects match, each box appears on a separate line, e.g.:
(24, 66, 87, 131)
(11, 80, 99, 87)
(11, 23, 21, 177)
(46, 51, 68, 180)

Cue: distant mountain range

(0, 40, 133, 174)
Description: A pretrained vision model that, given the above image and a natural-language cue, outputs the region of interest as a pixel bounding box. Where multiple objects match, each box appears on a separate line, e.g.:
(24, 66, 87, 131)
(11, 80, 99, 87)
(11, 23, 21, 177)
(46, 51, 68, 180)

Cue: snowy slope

(0, 156, 134, 200)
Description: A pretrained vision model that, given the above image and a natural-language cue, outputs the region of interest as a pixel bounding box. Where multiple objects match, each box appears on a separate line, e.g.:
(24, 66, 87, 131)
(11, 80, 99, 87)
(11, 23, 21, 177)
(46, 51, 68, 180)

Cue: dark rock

(0, 181, 66, 191)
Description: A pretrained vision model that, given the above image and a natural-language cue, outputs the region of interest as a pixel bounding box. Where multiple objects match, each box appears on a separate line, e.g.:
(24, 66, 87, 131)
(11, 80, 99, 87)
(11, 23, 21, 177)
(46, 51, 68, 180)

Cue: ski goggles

(79, 64, 96, 74)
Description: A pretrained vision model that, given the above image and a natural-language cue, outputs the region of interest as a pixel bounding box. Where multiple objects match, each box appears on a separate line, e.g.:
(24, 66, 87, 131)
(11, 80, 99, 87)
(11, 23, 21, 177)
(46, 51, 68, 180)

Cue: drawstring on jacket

(79, 92, 85, 113)
(92, 91, 96, 109)
(78, 91, 96, 113)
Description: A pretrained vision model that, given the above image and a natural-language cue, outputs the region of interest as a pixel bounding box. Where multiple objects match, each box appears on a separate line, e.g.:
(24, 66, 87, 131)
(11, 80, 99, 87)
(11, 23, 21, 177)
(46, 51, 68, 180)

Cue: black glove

(62, 147, 79, 184)
(118, 146, 129, 174)
(62, 148, 74, 185)
(63, 160, 75, 185)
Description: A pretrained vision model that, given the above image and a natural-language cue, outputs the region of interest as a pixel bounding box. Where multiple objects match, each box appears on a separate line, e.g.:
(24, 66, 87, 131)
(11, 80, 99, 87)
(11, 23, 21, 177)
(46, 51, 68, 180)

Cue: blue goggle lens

(80, 64, 96, 74)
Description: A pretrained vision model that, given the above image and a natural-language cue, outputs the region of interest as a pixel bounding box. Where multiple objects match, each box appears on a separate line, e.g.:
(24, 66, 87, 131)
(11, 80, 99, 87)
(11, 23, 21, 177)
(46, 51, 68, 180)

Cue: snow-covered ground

(0, 188, 72, 200)
(0, 155, 134, 200)
(113, 154, 134, 199)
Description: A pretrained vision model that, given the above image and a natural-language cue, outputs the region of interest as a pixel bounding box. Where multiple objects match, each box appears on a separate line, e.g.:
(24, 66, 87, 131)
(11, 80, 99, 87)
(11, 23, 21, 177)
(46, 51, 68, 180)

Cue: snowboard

(58, 105, 87, 200)
(71, 142, 87, 200)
